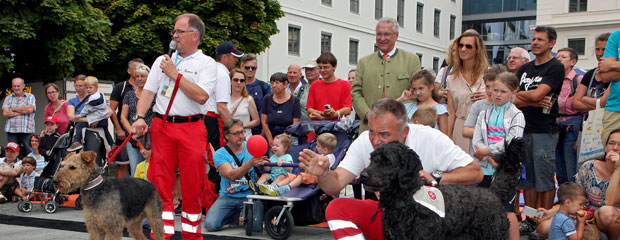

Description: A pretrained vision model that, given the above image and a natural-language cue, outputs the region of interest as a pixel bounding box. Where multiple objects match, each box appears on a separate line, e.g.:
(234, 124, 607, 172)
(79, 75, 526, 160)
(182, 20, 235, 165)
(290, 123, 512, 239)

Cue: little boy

(14, 157, 39, 200)
(40, 116, 61, 157)
(548, 182, 587, 240)
(411, 107, 438, 128)
(260, 133, 338, 196)
(69, 76, 110, 151)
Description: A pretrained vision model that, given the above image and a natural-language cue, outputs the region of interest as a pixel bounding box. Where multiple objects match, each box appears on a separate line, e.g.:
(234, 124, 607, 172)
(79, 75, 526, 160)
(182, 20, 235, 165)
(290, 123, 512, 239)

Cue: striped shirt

(2, 93, 36, 133)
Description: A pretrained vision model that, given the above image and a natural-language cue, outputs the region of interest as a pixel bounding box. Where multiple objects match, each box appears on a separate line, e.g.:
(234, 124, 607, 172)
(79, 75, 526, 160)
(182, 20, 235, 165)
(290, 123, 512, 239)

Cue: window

(416, 53, 423, 63)
(350, 0, 359, 14)
(433, 57, 440, 73)
(416, 3, 424, 33)
(569, 0, 587, 12)
(349, 39, 359, 65)
(375, 0, 383, 20)
(322, 0, 332, 6)
(450, 15, 456, 40)
(321, 32, 332, 53)
(434, 9, 441, 37)
(288, 25, 301, 56)
(568, 38, 586, 55)
(397, 0, 405, 27)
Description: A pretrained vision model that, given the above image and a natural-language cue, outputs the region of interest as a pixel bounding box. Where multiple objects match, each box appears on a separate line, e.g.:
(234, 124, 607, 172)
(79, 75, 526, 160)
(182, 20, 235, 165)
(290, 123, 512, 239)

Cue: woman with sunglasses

(261, 72, 301, 147)
(446, 31, 490, 152)
(228, 68, 260, 139)
(42, 83, 69, 134)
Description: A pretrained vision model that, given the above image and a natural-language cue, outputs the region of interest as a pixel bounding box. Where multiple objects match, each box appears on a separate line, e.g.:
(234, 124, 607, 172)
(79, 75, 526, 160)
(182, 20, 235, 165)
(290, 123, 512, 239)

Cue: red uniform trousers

(202, 142, 218, 212)
(148, 117, 206, 239)
(326, 198, 384, 240)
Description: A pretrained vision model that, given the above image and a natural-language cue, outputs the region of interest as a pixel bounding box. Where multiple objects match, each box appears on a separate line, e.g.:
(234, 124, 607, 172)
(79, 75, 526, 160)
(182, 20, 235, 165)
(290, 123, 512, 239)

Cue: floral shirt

(575, 160, 620, 210)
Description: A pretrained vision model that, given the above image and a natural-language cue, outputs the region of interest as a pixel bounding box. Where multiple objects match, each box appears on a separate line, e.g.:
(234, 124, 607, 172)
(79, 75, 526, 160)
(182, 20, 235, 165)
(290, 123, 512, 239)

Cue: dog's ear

(80, 151, 98, 163)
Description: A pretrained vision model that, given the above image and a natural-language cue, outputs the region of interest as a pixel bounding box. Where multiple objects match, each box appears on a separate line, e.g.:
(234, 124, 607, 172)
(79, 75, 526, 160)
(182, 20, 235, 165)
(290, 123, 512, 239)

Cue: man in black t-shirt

(515, 26, 565, 216)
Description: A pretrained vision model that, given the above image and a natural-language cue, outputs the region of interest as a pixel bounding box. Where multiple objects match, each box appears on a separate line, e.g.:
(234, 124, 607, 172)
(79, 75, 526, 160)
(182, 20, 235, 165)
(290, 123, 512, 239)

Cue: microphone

(168, 40, 177, 57)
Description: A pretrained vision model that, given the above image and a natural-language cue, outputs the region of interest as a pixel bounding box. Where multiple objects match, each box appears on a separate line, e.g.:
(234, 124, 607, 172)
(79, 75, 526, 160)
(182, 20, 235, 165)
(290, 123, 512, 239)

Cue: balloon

(247, 135, 268, 157)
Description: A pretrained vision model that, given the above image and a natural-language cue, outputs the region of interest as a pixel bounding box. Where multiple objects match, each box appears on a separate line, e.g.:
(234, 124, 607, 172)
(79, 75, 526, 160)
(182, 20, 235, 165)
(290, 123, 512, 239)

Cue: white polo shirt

(144, 50, 217, 116)
(205, 62, 231, 113)
(339, 124, 474, 177)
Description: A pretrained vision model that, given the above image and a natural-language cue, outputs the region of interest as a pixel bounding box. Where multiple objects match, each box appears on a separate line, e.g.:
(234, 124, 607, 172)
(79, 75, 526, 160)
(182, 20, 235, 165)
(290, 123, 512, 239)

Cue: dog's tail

(489, 138, 526, 203)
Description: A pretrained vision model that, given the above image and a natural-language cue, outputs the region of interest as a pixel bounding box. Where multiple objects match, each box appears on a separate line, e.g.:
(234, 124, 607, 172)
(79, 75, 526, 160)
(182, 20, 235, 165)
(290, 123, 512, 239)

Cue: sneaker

(259, 184, 277, 196)
(68, 142, 83, 152)
(0, 193, 7, 203)
(519, 218, 537, 235)
(275, 185, 291, 196)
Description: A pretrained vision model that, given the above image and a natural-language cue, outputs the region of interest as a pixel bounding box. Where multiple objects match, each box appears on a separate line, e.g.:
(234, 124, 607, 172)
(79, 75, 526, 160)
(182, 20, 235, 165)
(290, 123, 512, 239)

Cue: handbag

(578, 99, 605, 164)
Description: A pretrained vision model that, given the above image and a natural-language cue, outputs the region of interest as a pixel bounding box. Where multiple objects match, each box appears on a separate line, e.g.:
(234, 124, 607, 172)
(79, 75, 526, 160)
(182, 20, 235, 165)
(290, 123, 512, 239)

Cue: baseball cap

(6, 142, 19, 152)
(216, 42, 244, 57)
(303, 59, 318, 69)
(44, 116, 58, 124)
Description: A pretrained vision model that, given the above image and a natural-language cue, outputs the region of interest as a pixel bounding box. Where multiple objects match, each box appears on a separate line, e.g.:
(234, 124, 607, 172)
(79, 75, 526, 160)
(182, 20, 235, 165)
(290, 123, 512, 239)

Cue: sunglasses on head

(458, 43, 474, 49)
(244, 66, 258, 71)
(232, 78, 246, 83)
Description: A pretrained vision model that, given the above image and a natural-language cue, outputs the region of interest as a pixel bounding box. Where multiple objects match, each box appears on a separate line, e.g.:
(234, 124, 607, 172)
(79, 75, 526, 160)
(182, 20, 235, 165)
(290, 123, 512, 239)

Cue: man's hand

(419, 170, 435, 183)
(249, 156, 269, 168)
(160, 55, 179, 79)
(321, 108, 336, 118)
(131, 119, 148, 137)
(116, 128, 126, 141)
(299, 149, 330, 177)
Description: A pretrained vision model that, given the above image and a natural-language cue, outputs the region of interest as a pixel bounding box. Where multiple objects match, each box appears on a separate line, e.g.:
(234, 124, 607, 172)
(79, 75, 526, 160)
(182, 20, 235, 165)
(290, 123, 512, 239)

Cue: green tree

(92, 0, 283, 81)
(0, 0, 116, 82)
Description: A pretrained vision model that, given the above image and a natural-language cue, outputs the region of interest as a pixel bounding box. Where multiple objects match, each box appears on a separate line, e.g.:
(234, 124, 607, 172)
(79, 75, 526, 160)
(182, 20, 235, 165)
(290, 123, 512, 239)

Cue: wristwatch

(132, 114, 146, 121)
(431, 171, 443, 184)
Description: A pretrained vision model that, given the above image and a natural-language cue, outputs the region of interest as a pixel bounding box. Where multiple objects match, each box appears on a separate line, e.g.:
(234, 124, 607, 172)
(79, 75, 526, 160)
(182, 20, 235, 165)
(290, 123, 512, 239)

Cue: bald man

(287, 63, 303, 94)
(507, 47, 530, 74)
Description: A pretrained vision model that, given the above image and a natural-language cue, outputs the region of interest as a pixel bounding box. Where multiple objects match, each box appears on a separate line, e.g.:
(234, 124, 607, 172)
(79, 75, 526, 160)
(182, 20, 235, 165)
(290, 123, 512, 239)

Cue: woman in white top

(228, 68, 260, 139)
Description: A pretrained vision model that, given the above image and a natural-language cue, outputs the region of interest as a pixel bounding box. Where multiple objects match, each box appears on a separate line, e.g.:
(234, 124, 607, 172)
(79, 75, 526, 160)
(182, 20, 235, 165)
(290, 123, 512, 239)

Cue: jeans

(205, 195, 263, 232)
(126, 144, 144, 177)
(7, 133, 33, 157)
(72, 122, 88, 144)
(556, 125, 579, 184)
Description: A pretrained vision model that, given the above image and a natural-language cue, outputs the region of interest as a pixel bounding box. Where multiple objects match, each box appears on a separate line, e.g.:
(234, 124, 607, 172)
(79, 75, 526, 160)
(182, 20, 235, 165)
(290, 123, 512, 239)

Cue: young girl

(462, 65, 507, 140)
(257, 134, 293, 186)
(472, 72, 525, 185)
(397, 69, 449, 135)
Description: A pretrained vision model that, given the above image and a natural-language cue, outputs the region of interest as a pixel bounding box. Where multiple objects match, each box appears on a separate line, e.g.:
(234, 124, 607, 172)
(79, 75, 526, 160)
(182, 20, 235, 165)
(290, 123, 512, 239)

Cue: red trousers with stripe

(148, 117, 206, 239)
(326, 198, 384, 240)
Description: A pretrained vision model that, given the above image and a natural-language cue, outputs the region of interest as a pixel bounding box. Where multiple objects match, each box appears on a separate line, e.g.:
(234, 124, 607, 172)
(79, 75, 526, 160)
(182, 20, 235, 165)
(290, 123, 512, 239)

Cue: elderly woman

(120, 63, 155, 177)
(43, 83, 69, 134)
(228, 68, 260, 139)
(446, 31, 489, 152)
(261, 72, 301, 146)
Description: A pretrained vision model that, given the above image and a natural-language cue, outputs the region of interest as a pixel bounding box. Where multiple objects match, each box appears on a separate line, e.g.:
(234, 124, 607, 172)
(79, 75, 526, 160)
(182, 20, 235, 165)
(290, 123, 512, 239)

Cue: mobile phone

(522, 206, 543, 218)
(324, 104, 331, 110)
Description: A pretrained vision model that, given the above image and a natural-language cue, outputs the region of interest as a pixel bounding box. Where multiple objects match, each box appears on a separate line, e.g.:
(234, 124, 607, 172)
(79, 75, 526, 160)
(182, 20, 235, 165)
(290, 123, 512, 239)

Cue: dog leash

(103, 133, 134, 171)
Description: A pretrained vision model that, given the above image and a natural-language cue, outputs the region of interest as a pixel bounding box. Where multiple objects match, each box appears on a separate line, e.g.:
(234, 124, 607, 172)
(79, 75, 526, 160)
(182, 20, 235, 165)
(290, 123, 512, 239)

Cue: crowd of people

(0, 13, 619, 240)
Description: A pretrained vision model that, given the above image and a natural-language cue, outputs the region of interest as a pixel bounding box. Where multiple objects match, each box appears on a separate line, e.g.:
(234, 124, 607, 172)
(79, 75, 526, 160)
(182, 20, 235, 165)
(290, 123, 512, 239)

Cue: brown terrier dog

(54, 151, 164, 240)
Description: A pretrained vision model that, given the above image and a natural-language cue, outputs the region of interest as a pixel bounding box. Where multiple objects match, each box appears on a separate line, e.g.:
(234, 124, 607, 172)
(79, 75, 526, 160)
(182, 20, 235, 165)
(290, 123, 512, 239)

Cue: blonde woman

(227, 68, 260, 139)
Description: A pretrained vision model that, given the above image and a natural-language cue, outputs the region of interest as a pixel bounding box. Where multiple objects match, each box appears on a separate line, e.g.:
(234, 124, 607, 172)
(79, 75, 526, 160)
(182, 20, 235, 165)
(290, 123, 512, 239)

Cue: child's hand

(89, 122, 97, 128)
(396, 89, 413, 102)
(536, 208, 553, 222)
(575, 210, 587, 223)
(488, 156, 498, 168)
(473, 145, 490, 160)
(277, 160, 284, 167)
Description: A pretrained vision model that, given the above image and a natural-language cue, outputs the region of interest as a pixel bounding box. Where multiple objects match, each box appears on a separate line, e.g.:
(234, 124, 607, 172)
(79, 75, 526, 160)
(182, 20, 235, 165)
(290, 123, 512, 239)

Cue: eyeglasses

(607, 141, 620, 148)
(232, 78, 246, 83)
(244, 66, 258, 71)
(170, 29, 196, 35)
(46, 90, 58, 95)
(507, 56, 522, 60)
(228, 130, 245, 136)
(458, 43, 474, 49)
(376, 32, 395, 37)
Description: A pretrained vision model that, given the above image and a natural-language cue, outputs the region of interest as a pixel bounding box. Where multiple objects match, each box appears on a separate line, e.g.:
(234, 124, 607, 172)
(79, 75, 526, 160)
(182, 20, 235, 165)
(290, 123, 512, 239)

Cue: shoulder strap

(230, 98, 244, 116)
(52, 100, 65, 115)
(570, 73, 581, 97)
(259, 80, 267, 96)
(121, 81, 127, 97)
(295, 84, 306, 99)
(75, 94, 91, 110)
(163, 76, 181, 119)
(224, 145, 258, 194)
(442, 66, 452, 89)
(587, 68, 597, 91)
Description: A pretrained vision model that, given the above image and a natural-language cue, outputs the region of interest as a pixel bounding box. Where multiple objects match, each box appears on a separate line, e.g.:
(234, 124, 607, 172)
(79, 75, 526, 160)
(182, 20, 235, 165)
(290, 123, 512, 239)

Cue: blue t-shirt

(549, 211, 576, 240)
(68, 96, 86, 115)
(213, 143, 257, 198)
(269, 154, 293, 176)
(602, 29, 620, 112)
(26, 152, 46, 172)
(404, 102, 448, 129)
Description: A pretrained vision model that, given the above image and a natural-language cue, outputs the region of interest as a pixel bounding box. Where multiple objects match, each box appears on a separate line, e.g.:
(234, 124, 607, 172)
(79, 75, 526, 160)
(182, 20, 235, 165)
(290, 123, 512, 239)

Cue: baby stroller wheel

(75, 195, 82, 210)
(18, 200, 33, 213)
(244, 202, 253, 236)
(45, 200, 58, 213)
(265, 206, 294, 240)
(17, 200, 24, 212)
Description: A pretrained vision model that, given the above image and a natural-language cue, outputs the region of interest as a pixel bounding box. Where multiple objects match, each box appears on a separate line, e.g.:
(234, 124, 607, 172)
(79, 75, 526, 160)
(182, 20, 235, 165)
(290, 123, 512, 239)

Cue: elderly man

(507, 47, 530, 75)
(295, 60, 320, 121)
(131, 13, 217, 239)
(287, 63, 304, 94)
(0, 142, 23, 203)
(2, 78, 36, 156)
(352, 17, 421, 132)
(300, 99, 483, 239)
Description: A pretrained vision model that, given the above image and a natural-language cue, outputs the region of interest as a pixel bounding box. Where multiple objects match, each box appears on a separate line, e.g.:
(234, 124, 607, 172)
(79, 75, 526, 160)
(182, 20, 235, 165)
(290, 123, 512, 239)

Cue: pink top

(44, 101, 69, 134)
(558, 70, 582, 116)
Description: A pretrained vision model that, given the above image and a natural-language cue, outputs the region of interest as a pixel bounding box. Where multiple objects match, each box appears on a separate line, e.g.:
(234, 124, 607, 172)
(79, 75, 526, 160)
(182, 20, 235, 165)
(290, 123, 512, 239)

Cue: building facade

(536, 0, 620, 69)
(254, 0, 462, 81)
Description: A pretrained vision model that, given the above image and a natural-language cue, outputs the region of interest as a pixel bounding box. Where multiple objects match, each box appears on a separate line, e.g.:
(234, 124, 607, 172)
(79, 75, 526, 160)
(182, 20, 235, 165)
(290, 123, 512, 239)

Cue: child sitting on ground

(548, 182, 587, 240)
(68, 76, 111, 151)
(257, 134, 293, 187)
(396, 69, 449, 135)
(14, 157, 39, 201)
(411, 107, 438, 128)
(260, 133, 338, 196)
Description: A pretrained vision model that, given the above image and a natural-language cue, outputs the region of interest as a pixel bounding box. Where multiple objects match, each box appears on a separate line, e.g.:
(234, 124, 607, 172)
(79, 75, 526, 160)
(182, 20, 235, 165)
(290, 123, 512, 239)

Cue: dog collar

(83, 175, 103, 191)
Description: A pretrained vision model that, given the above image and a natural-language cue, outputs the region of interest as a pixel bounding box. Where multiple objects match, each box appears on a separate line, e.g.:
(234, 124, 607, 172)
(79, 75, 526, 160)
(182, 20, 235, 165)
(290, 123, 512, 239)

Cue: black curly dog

(361, 139, 525, 240)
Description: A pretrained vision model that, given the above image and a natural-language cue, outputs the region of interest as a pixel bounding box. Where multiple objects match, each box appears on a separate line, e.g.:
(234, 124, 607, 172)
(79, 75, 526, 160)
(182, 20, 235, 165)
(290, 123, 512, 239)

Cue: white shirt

(144, 50, 217, 116)
(205, 62, 232, 113)
(339, 124, 474, 177)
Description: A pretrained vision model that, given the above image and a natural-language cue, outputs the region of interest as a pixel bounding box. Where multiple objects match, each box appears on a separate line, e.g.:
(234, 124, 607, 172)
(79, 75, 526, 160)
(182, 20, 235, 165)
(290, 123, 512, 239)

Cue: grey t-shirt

(464, 100, 492, 128)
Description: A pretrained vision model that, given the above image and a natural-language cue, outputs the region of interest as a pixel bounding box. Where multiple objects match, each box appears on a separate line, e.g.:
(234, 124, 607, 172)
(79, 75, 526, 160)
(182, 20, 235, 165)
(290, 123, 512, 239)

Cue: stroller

(244, 120, 359, 240)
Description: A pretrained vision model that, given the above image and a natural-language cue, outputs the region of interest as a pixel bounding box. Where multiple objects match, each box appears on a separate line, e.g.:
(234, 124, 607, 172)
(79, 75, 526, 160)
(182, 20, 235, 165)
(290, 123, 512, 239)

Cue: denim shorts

(523, 132, 559, 192)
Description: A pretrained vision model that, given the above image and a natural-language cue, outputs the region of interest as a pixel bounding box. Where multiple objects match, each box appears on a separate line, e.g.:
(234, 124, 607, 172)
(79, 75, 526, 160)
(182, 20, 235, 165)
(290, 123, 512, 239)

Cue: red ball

(247, 135, 268, 157)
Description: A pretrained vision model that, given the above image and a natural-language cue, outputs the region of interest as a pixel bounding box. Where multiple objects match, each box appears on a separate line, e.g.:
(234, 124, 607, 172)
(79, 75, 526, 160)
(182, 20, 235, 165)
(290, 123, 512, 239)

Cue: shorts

(602, 110, 620, 144)
(523, 133, 559, 192)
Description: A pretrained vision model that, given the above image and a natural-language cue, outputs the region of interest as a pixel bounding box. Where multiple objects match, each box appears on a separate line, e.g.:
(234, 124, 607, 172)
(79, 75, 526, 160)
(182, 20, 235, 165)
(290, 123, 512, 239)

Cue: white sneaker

(0, 192, 7, 203)
(259, 184, 277, 196)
